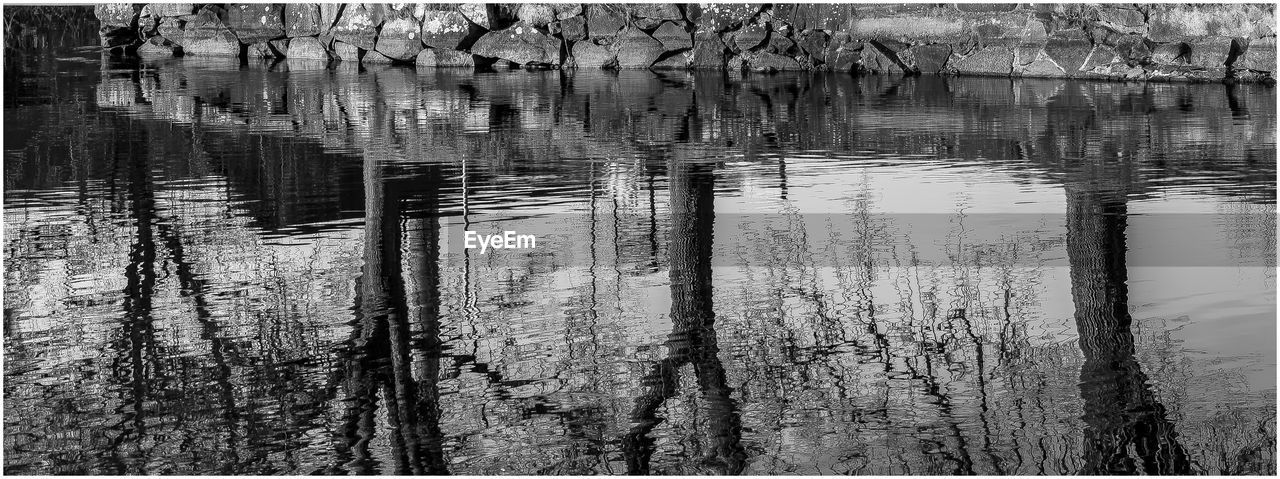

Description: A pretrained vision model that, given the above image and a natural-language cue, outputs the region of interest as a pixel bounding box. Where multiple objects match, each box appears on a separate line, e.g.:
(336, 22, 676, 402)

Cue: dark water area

(4, 9, 1278, 475)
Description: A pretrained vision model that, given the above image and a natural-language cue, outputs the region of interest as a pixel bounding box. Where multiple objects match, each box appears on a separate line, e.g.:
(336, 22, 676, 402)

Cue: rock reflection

(3, 54, 1276, 475)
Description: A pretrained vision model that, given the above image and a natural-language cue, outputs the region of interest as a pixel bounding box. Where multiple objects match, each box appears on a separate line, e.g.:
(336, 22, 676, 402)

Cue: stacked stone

(94, 3, 1277, 82)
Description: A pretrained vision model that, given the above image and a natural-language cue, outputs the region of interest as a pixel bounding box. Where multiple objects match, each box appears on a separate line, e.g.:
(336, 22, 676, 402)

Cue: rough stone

(652, 22, 692, 51)
(146, 3, 193, 17)
(458, 3, 491, 29)
(747, 51, 801, 71)
(517, 4, 556, 27)
(860, 44, 905, 74)
(850, 14, 968, 44)
(95, 4, 140, 29)
(420, 10, 476, 50)
(1095, 6, 1147, 35)
(1147, 4, 1274, 43)
(1151, 42, 1188, 65)
(774, 4, 852, 31)
(687, 3, 759, 34)
(586, 4, 627, 40)
(376, 18, 424, 61)
(797, 30, 830, 58)
(1187, 36, 1236, 69)
(331, 3, 378, 50)
(285, 4, 324, 37)
(1021, 53, 1065, 77)
(911, 43, 952, 73)
(226, 4, 285, 44)
(1235, 37, 1275, 72)
(1080, 45, 1120, 73)
(362, 50, 396, 64)
(571, 41, 618, 68)
(180, 8, 241, 56)
(557, 16, 587, 42)
(731, 23, 767, 52)
(689, 34, 727, 69)
(1043, 29, 1092, 73)
(416, 48, 476, 67)
(554, 4, 583, 20)
(137, 35, 179, 58)
(333, 40, 361, 61)
(269, 38, 289, 56)
(1112, 34, 1153, 63)
(951, 46, 1013, 75)
(471, 23, 561, 65)
(286, 36, 329, 60)
(956, 4, 1019, 13)
(247, 41, 276, 58)
(767, 34, 796, 56)
(630, 3, 682, 21)
(651, 53, 688, 69)
(614, 27, 665, 68)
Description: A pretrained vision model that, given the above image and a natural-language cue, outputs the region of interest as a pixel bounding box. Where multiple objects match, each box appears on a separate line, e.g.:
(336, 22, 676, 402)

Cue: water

(4, 12, 1277, 475)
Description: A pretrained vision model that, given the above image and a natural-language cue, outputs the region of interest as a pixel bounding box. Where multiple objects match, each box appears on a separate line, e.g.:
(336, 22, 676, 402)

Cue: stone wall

(95, 3, 1277, 82)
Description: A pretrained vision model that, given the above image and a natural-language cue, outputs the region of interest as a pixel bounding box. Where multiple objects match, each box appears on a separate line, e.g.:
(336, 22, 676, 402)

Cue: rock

(731, 23, 767, 52)
(247, 41, 276, 58)
(1151, 42, 1188, 65)
(951, 46, 1013, 75)
(585, 4, 627, 40)
(748, 51, 801, 71)
(333, 40, 361, 61)
(773, 4, 852, 31)
(1043, 29, 1091, 73)
(181, 8, 241, 56)
(1147, 4, 1274, 43)
(1236, 37, 1276, 72)
(614, 27, 665, 68)
(362, 50, 395, 64)
(458, 3, 491, 29)
(554, 4, 583, 20)
(331, 3, 378, 50)
(767, 34, 796, 55)
(687, 3, 759, 34)
(689, 34, 727, 69)
(1187, 36, 1237, 69)
(416, 48, 477, 67)
(146, 3, 194, 17)
(823, 34, 861, 71)
(956, 4, 1020, 13)
(1095, 6, 1146, 35)
(1113, 34, 1153, 63)
(910, 43, 951, 73)
(157, 16, 184, 41)
(849, 13, 968, 44)
(651, 53, 688, 69)
(571, 41, 618, 68)
(652, 22, 692, 51)
(137, 35, 179, 57)
(1080, 45, 1120, 73)
(1020, 54, 1064, 77)
(517, 4, 556, 27)
(376, 17, 424, 61)
(285, 4, 324, 37)
(226, 4, 285, 44)
(557, 16, 587, 42)
(860, 44, 906, 74)
(630, 3, 682, 21)
(796, 30, 829, 57)
(421, 10, 477, 50)
(470, 23, 561, 65)
(95, 4, 139, 29)
(287, 35, 329, 60)
(320, 5, 342, 31)
(269, 38, 289, 56)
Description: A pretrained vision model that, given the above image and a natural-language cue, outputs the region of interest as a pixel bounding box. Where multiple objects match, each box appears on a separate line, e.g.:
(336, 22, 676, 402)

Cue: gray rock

(377, 17, 425, 61)
(362, 50, 395, 64)
(421, 10, 477, 50)
(471, 23, 561, 65)
(1151, 42, 1188, 65)
(689, 34, 727, 69)
(269, 38, 289, 56)
(247, 41, 276, 58)
(226, 4, 285, 44)
(766, 33, 796, 55)
(1080, 45, 1119, 73)
(614, 27, 664, 68)
(586, 4, 627, 40)
(687, 3, 759, 34)
(146, 3, 193, 17)
(331, 4, 378, 50)
(630, 3, 682, 21)
(956, 3, 1020, 13)
(1043, 29, 1091, 73)
(651, 22, 691, 51)
(333, 40, 361, 61)
(773, 4, 851, 31)
(554, 4, 583, 20)
(731, 23, 767, 52)
(571, 41, 618, 68)
(1113, 34, 1153, 63)
(137, 35, 179, 58)
(285, 4, 324, 37)
(860, 44, 905, 74)
(796, 30, 829, 58)
(517, 4, 556, 27)
(1236, 37, 1276, 72)
(181, 8, 241, 56)
(557, 16, 587, 42)
(95, 4, 139, 29)
(910, 43, 951, 73)
(287, 36, 329, 60)
(652, 53, 688, 69)
(416, 48, 477, 67)
(1187, 36, 1237, 68)
(1095, 6, 1146, 35)
(748, 51, 801, 71)
(951, 46, 1014, 75)
(458, 3, 490, 29)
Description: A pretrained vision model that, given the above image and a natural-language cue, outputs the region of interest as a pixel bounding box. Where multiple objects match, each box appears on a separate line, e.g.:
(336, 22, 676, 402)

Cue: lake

(3, 12, 1276, 475)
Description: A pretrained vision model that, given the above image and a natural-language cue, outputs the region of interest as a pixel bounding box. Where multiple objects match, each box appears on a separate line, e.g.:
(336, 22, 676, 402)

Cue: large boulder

(457, 3, 491, 29)
(145, 3, 194, 17)
(284, 4, 324, 37)
(1095, 6, 1147, 35)
(554, 4, 582, 20)
(1043, 29, 1092, 73)
(773, 4, 852, 31)
(470, 23, 561, 65)
(181, 7, 241, 56)
(333, 40, 361, 61)
(571, 41, 618, 68)
(747, 51, 802, 71)
(630, 3, 682, 21)
(517, 4, 556, 27)
(555, 16, 587, 42)
(910, 43, 951, 73)
(377, 17, 425, 60)
(950, 46, 1014, 75)
(729, 23, 767, 52)
(651, 22, 692, 51)
(137, 35, 179, 58)
(1187, 36, 1237, 69)
(687, 3, 759, 34)
(226, 4, 285, 44)
(1151, 42, 1188, 65)
(613, 27, 665, 68)
(688, 34, 727, 69)
(286, 35, 329, 60)
(417, 48, 477, 67)
(1236, 37, 1276, 72)
(330, 3, 378, 50)
(1147, 4, 1274, 43)
(421, 9, 480, 50)
(859, 44, 906, 74)
(95, 4, 139, 28)
(585, 4, 627, 40)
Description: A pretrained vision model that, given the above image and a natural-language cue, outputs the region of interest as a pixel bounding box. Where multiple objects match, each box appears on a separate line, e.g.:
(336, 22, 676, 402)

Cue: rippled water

(4, 13, 1277, 476)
